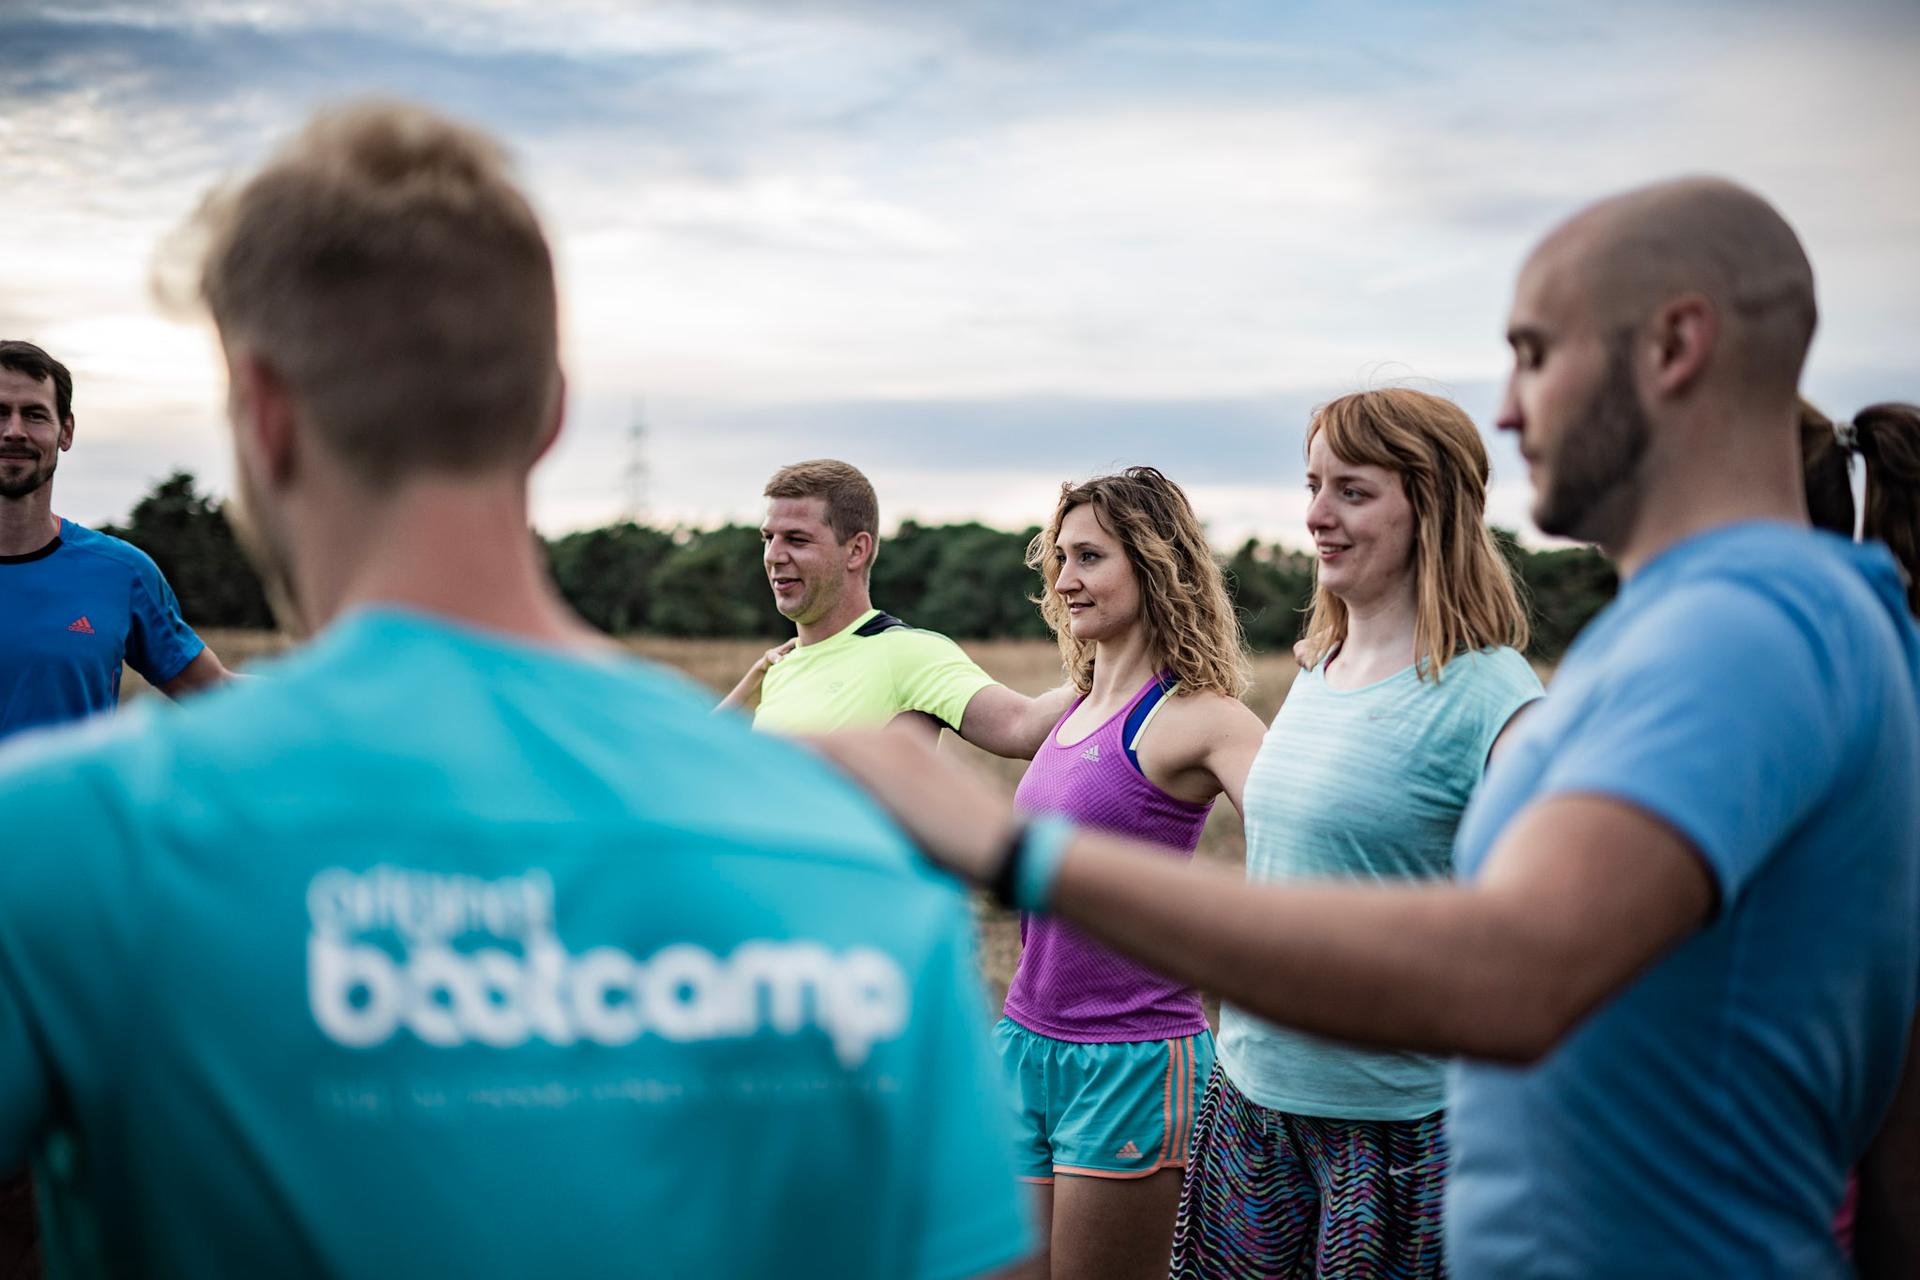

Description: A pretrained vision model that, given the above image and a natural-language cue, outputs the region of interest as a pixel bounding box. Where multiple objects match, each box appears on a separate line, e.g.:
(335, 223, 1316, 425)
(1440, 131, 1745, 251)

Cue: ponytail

(1854, 403, 1920, 617)
(1798, 399, 1855, 539)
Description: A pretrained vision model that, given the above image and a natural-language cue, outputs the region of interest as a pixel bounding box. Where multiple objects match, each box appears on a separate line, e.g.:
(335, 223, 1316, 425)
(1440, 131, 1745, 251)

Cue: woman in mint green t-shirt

(1175, 389, 1542, 1280)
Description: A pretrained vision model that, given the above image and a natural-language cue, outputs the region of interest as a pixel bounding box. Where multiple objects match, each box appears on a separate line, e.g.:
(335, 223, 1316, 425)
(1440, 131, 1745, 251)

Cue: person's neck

(796, 584, 874, 647)
(290, 476, 606, 653)
(1086, 625, 1159, 707)
(1606, 406, 1807, 580)
(1328, 576, 1418, 686)
(0, 488, 60, 557)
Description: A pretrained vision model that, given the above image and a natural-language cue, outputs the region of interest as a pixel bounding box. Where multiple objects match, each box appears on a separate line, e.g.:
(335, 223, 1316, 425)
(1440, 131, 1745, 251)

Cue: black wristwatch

(986, 820, 1031, 910)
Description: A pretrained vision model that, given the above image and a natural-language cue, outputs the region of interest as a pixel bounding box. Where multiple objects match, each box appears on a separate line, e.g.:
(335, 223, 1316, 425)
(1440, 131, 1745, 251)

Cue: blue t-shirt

(0, 518, 203, 742)
(1219, 646, 1541, 1119)
(0, 608, 1031, 1279)
(1447, 524, 1920, 1279)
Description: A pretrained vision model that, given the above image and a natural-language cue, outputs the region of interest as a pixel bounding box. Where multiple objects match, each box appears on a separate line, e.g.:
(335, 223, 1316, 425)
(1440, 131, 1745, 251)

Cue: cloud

(2, 0, 1913, 549)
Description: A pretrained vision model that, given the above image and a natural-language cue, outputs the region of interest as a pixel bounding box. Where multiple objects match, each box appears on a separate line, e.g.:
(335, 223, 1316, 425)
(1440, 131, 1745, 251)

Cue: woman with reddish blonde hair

(1155, 388, 1540, 1278)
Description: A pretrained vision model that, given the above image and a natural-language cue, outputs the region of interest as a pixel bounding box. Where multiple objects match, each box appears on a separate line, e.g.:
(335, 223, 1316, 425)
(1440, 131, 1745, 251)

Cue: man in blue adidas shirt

(820, 178, 1920, 1279)
(0, 103, 1033, 1279)
(1, 341, 236, 1269)
(0, 340, 234, 743)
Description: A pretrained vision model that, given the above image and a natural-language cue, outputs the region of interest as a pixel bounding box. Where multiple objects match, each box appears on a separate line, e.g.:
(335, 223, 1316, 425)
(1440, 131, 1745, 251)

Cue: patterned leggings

(1170, 1066, 1447, 1279)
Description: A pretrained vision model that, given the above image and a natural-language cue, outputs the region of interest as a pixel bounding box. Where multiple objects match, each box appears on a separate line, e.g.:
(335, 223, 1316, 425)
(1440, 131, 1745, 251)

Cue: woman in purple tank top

(996, 467, 1267, 1280)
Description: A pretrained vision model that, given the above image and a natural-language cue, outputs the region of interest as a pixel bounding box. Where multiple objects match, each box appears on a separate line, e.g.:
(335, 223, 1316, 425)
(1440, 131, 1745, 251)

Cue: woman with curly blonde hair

(997, 466, 1267, 1280)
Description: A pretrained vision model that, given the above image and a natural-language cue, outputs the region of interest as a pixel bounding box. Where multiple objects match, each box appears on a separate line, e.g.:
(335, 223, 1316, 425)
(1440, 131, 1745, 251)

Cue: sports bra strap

(1122, 674, 1180, 775)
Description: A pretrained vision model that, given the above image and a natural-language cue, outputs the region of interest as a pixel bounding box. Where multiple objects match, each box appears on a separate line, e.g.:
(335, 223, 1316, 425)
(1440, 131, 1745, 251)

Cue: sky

(3, 0, 1915, 548)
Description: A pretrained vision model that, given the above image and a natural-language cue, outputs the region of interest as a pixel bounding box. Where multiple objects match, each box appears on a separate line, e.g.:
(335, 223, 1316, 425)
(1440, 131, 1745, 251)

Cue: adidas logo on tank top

(1079, 744, 1100, 762)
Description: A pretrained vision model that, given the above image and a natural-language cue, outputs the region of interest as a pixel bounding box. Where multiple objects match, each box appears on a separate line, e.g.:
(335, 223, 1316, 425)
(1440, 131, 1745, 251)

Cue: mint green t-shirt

(0, 609, 1030, 1279)
(1217, 646, 1541, 1120)
(753, 608, 996, 735)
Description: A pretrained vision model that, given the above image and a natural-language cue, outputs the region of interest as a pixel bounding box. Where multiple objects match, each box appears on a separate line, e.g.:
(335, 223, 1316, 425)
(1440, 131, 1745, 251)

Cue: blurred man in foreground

(0, 102, 1032, 1279)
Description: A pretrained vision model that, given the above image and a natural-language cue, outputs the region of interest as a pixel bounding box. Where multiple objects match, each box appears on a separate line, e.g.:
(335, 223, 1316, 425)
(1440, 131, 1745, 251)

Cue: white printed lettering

(306, 869, 912, 1066)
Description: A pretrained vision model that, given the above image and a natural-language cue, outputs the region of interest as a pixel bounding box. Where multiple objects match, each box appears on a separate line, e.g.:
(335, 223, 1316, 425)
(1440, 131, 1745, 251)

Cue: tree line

(103, 471, 1618, 660)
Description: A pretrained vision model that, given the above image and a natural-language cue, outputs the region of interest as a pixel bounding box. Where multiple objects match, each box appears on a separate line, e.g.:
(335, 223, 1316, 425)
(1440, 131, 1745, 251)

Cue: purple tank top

(1002, 674, 1214, 1042)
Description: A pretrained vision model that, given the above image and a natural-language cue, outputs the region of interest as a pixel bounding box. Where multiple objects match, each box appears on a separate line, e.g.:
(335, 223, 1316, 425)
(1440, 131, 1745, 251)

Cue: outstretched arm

(159, 647, 237, 698)
(815, 731, 1713, 1064)
(716, 640, 795, 713)
(1046, 792, 1710, 1062)
(888, 709, 943, 745)
(956, 682, 1076, 760)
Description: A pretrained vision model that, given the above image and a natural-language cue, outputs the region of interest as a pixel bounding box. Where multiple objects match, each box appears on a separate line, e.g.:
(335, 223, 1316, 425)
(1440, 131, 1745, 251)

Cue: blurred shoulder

(0, 699, 180, 873)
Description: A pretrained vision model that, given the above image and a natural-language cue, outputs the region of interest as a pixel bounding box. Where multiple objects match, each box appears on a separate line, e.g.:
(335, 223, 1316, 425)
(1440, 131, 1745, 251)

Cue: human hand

(717, 639, 797, 712)
(756, 638, 797, 673)
(810, 729, 1019, 884)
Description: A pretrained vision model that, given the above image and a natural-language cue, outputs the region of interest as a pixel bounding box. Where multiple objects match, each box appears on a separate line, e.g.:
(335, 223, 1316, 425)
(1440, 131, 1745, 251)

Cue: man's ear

(845, 530, 875, 573)
(58, 415, 75, 453)
(1650, 292, 1718, 401)
(532, 369, 566, 465)
(230, 348, 299, 485)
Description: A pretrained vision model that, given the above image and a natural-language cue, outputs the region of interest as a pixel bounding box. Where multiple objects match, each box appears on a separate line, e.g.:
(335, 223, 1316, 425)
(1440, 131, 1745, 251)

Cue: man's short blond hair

(191, 100, 559, 486)
(763, 459, 879, 544)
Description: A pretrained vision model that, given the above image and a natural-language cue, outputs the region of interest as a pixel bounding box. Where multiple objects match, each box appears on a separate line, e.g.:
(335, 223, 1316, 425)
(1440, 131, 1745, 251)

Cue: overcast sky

(3, 0, 1915, 547)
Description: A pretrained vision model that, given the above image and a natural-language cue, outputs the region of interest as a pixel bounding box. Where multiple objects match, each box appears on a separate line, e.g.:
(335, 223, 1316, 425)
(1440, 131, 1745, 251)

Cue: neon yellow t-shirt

(753, 609, 997, 735)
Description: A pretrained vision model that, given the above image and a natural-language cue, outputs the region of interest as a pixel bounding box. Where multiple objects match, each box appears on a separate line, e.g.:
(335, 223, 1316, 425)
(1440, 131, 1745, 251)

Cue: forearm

(812, 734, 1709, 1067)
(717, 671, 761, 711)
(1048, 834, 1571, 1062)
(160, 649, 235, 699)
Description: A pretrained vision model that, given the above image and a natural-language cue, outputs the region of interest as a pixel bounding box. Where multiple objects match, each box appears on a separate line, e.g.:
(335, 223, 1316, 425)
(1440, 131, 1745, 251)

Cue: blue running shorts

(994, 1016, 1214, 1182)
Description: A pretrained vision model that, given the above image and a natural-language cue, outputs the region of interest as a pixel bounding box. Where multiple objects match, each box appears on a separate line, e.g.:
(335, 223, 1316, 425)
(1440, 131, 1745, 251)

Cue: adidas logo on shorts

(1115, 1140, 1144, 1159)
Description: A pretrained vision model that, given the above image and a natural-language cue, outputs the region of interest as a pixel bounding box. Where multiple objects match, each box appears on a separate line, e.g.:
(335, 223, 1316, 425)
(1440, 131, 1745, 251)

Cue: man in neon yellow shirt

(722, 459, 1066, 752)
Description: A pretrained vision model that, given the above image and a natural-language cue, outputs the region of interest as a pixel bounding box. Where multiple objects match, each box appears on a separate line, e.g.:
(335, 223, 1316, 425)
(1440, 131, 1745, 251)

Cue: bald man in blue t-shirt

(818, 180, 1920, 1280)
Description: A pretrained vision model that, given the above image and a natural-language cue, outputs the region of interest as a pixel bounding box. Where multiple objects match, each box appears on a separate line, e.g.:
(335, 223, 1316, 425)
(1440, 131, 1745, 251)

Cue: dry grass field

(129, 630, 1302, 1015)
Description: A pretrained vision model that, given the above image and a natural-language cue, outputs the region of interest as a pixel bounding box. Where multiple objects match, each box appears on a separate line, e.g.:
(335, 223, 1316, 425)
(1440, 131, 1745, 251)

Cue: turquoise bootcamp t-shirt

(0, 609, 1031, 1280)
(1447, 524, 1920, 1279)
(1218, 646, 1541, 1120)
